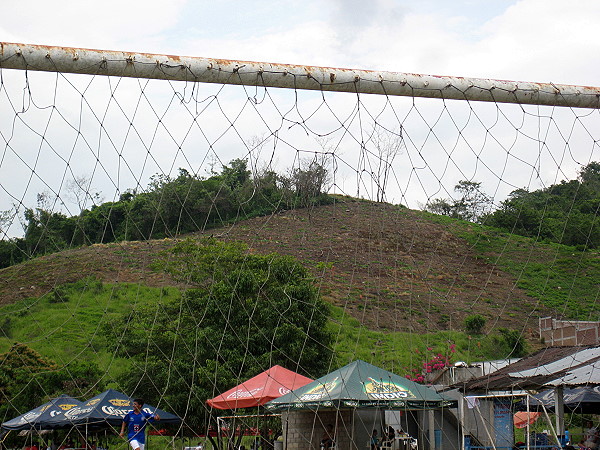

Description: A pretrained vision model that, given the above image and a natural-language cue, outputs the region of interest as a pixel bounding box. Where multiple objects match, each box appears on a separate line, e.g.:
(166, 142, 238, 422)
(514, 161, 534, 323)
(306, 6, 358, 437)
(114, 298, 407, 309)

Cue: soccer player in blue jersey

(119, 398, 160, 450)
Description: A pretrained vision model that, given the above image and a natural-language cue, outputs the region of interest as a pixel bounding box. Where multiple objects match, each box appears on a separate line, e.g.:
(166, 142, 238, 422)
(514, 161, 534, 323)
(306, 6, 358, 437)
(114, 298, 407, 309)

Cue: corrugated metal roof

(509, 348, 600, 378)
(460, 346, 600, 392)
(546, 359, 600, 386)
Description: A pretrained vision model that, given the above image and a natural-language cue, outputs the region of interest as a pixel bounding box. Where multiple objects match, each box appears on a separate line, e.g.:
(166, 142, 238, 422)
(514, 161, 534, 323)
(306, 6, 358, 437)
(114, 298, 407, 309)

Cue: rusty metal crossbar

(1, 42, 600, 109)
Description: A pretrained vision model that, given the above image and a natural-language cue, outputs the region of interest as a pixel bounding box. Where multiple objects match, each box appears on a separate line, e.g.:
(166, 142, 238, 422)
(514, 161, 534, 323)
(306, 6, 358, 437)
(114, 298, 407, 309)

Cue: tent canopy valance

(58, 389, 181, 427)
(265, 360, 457, 412)
(1, 395, 83, 431)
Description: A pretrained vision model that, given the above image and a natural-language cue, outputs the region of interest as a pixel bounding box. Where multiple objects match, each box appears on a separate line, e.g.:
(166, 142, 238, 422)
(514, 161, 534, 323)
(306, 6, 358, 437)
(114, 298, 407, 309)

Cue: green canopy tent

(264, 359, 456, 411)
(264, 360, 457, 449)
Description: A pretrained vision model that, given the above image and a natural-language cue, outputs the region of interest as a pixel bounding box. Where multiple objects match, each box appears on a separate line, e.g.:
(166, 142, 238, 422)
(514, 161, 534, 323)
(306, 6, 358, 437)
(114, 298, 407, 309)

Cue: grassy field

(1, 275, 524, 385)
(0, 278, 181, 380)
(426, 213, 600, 321)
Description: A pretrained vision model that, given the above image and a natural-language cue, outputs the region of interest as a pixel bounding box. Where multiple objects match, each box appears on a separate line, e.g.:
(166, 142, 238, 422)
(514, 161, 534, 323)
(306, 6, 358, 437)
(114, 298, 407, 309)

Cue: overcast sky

(2, 0, 600, 86)
(2, 0, 600, 234)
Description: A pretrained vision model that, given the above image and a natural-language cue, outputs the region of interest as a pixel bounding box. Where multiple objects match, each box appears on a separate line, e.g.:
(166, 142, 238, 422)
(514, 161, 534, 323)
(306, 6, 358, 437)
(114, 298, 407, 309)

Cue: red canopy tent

(207, 365, 313, 410)
(513, 411, 541, 429)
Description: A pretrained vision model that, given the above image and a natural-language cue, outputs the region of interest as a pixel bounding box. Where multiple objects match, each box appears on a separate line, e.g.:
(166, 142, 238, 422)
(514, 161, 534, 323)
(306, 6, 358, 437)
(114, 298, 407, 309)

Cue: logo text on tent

(299, 378, 339, 401)
(58, 403, 78, 410)
(102, 406, 131, 416)
(109, 399, 131, 407)
(364, 378, 412, 400)
(65, 407, 94, 419)
(226, 387, 263, 400)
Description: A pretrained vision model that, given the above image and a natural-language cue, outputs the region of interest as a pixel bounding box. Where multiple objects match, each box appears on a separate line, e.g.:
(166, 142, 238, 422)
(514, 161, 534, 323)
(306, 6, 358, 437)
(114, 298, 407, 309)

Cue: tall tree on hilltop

(425, 180, 492, 223)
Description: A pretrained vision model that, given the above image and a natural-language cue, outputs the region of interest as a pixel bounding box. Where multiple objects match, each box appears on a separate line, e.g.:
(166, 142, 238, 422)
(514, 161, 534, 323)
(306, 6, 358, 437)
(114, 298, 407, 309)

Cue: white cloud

(328, 0, 407, 36)
(475, 0, 600, 85)
(178, 20, 339, 66)
(0, 0, 187, 51)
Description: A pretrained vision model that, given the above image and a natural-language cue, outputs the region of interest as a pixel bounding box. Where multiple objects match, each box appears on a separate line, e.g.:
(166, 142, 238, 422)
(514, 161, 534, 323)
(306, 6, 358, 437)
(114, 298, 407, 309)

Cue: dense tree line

(105, 238, 333, 432)
(0, 159, 332, 268)
(425, 162, 600, 249)
(485, 162, 600, 249)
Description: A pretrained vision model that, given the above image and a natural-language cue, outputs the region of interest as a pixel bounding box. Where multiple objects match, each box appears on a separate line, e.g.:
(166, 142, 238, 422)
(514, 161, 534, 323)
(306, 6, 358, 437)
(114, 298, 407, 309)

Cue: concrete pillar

(428, 410, 435, 450)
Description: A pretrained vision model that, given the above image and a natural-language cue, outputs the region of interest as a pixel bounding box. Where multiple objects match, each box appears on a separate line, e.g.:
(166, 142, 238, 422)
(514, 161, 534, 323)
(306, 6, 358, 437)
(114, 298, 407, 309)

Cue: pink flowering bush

(405, 343, 456, 384)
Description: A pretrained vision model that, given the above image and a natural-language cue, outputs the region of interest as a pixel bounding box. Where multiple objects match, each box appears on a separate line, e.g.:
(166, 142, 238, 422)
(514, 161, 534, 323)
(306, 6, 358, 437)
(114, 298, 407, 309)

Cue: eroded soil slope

(0, 199, 549, 336)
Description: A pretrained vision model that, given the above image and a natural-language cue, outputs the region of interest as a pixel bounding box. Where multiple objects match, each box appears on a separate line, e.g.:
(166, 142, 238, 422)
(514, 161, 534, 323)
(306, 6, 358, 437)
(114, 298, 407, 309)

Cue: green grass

(423, 212, 600, 320)
(0, 277, 181, 380)
(327, 304, 522, 377)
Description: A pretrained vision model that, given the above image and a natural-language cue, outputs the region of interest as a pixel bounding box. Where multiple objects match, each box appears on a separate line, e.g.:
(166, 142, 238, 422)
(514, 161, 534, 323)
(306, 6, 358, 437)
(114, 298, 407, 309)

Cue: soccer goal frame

(2, 42, 600, 109)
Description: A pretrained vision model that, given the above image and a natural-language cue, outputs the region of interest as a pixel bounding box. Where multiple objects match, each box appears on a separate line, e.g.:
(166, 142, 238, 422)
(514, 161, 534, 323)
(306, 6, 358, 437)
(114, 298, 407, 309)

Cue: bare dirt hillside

(0, 199, 550, 337)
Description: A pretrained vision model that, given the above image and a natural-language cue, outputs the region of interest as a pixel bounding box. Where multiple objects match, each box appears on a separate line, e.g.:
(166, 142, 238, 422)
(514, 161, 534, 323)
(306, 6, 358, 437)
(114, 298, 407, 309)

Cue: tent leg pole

(554, 387, 564, 443)
(459, 396, 465, 450)
(351, 410, 355, 450)
(526, 394, 530, 450)
(284, 414, 288, 450)
(540, 404, 561, 448)
(428, 410, 435, 450)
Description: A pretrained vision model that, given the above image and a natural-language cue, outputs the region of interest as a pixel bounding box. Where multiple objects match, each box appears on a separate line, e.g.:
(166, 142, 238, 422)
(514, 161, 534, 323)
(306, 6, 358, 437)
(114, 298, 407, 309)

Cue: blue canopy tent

(1, 390, 181, 450)
(2, 390, 181, 432)
(50, 389, 182, 429)
(1, 395, 83, 431)
(523, 385, 600, 414)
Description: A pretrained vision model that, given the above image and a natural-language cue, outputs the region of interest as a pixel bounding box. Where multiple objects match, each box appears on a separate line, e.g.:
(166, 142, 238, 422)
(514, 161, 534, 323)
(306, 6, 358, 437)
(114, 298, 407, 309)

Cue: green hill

(1, 198, 599, 368)
(2, 197, 600, 429)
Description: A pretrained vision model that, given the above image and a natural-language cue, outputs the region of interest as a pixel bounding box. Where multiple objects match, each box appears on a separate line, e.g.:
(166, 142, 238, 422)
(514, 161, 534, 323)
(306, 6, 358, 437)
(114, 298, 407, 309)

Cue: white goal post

(2, 41, 600, 108)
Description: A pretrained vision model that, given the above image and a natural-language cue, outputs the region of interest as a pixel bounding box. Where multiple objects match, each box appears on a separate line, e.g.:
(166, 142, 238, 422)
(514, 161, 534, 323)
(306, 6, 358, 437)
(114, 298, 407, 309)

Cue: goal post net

(1, 42, 599, 449)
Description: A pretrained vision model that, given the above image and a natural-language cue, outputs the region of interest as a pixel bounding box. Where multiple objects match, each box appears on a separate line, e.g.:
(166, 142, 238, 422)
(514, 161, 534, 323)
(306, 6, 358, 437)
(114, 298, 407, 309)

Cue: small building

(266, 359, 457, 450)
(458, 345, 600, 448)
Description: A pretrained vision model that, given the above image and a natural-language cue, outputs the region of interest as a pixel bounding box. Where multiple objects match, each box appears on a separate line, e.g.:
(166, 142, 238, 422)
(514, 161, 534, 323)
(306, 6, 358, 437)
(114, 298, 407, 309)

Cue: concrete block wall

(539, 317, 600, 346)
(281, 410, 354, 450)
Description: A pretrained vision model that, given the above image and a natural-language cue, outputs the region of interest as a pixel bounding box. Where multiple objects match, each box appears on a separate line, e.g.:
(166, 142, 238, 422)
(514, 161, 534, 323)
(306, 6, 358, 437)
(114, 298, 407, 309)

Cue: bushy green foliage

(0, 343, 103, 422)
(49, 286, 70, 303)
(0, 238, 28, 269)
(1, 159, 333, 268)
(485, 162, 600, 249)
(497, 327, 527, 357)
(464, 314, 486, 335)
(107, 239, 333, 431)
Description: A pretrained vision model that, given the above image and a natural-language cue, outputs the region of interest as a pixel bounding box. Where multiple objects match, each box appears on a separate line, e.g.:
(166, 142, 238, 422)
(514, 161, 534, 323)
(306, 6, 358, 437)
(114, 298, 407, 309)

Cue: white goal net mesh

(1, 45, 599, 450)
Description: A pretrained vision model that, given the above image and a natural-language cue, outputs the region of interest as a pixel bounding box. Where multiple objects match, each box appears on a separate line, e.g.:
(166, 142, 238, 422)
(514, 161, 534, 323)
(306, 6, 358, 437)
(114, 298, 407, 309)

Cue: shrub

(465, 314, 486, 335)
(49, 286, 69, 303)
(498, 328, 527, 357)
(0, 317, 12, 338)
